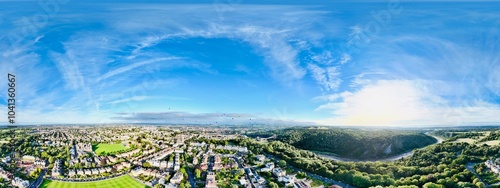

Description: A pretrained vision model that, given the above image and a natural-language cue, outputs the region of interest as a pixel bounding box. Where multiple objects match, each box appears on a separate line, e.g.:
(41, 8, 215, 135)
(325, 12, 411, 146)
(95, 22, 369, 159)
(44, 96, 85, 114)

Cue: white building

(170, 171, 183, 184)
(272, 167, 286, 177)
(260, 162, 274, 172)
(12, 177, 29, 188)
(2, 156, 11, 163)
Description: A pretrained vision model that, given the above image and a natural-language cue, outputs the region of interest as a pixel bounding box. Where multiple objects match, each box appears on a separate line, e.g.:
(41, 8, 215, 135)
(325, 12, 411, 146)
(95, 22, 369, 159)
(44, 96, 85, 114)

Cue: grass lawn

(0, 138, 10, 144)
(40, 175, 148, 188)
(93, 143, 128, 155)
(451, 138, 476, 144)
(310, 178, 328, 187)
(477, 140, 500, 146)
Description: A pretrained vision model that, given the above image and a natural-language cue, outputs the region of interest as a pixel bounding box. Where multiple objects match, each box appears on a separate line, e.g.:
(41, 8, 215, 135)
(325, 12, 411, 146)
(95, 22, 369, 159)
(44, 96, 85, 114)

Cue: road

(28, 169, 46, 188)
(465, 162, 490, 188)
(187, 167, 196, 188)
(232, 156, 255, 188)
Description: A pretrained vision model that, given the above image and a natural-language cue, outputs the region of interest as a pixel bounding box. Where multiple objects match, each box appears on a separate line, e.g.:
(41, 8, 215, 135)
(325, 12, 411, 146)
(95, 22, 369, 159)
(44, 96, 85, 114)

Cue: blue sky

(0, 1, 499, 126)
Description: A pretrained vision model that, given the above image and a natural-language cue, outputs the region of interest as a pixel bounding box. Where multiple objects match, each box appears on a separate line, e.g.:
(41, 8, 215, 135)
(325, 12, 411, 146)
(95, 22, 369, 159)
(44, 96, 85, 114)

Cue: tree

(476, 182, 486, 188)
(472, 178, 480, 185)
(352, 174, 371, 188)
(423, 182, 445, 188)
(269, 182, 279, 188)
(143, 162, 151, 168)
(236, 169, 245, 176)
(48, 157, 55, 164)
(296, 171, 307, 179)
(195, 169, 201, 179)
(277, 160, 287, 168)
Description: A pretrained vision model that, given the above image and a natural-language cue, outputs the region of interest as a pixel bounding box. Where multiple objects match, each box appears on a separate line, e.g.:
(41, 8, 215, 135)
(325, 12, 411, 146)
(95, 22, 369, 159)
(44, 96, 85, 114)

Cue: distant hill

(249, 127, 437, 160)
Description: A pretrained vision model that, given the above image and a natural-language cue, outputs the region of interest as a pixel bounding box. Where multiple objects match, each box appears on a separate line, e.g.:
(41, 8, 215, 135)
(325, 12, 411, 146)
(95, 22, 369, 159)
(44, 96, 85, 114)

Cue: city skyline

(1, 1, 499, 126)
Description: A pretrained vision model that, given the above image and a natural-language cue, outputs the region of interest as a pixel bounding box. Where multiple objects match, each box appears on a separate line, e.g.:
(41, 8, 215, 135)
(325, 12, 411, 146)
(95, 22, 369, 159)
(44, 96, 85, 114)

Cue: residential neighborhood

(0, 126, 342, 188)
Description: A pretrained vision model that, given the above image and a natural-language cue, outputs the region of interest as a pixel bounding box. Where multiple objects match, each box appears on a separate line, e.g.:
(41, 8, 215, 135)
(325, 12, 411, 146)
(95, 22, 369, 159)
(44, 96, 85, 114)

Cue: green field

(93, 143, 128, 155)
(40, 175, 147, 188)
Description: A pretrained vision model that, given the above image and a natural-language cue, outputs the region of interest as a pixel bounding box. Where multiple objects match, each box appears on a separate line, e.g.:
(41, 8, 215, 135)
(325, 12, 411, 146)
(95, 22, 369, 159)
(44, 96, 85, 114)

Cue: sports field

(93, 143, 128, 155)
(40, 175, 148, 188)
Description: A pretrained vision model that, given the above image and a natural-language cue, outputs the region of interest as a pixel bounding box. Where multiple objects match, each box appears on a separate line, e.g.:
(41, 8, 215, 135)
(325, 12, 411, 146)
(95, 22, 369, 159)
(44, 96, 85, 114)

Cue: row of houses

(199, 154, 210, 171)
(145, 159, 176, 170)
(205, 171, 217, 188)
(21, 155, 46, 167)
(215, 145, 248, 153)
(12, 177, 29, 188)
(170, 171, 183, 184)
(257, 163, 299, 187)
(141, 148, 173, 161)
(34, 158, 47, 167)
(131, 168, 163, 178)
(70, 143, 92, 161)
(41, 140, 71, 146)
(69, 155, 117, 167)
(76, 143, 93, 153)
(52, 160, 63, 177)
(67, 162, 130, 177)
(0, 167, 13, 181)
(68, 167, 112, 177)
(116, 149, 141, 158)
(1, 167, 30, 188)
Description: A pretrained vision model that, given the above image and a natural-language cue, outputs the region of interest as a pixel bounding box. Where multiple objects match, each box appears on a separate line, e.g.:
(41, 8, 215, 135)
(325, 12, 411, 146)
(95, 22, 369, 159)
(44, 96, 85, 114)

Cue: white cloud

(486, 64, 500, 96)
(307, 63, 341, 92)
(339, 53, 352, 64)
(235, 26, 306, 83)
(52, 50, 85, 90)
(311, 50, 335, 65)
(96, 57, 180, 83)
(108, 96, 153, 104)
(315, 80, 500, 126)
(102, 5, 336, 85)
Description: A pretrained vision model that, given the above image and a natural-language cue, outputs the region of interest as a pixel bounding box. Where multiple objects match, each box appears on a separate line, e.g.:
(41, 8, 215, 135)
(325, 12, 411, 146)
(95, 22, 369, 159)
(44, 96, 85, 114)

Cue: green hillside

(255, 127, 438, 160)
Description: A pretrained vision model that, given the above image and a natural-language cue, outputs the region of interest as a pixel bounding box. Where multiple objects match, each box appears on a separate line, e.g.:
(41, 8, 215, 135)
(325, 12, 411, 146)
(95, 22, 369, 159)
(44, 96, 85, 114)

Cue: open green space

(93, 143, 128, 155)
(451, 138, 476, 144)
(40, 175, 147, 188)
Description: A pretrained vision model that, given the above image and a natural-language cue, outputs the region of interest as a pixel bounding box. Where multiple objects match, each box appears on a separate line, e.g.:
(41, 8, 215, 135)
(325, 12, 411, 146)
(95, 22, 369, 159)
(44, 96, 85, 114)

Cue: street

(233, 156, 255, 188)
(28, 169, 46, 188)
(187, 167, 196, 188)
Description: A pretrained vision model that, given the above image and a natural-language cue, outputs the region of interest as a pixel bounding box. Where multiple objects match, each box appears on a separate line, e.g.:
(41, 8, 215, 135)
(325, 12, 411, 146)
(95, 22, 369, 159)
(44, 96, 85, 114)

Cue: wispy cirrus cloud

(307, 63, 341, 92)
(52, 50, 86, 90)
(96, 57, 181, 82)
(108, 96, 155, 105)
(103, 5, 340, 85)
(108, 95, 189, 105)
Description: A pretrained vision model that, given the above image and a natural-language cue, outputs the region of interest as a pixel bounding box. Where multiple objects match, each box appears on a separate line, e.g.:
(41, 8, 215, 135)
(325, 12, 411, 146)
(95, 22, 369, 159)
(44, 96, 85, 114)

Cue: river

(313, 133, 444, 162)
